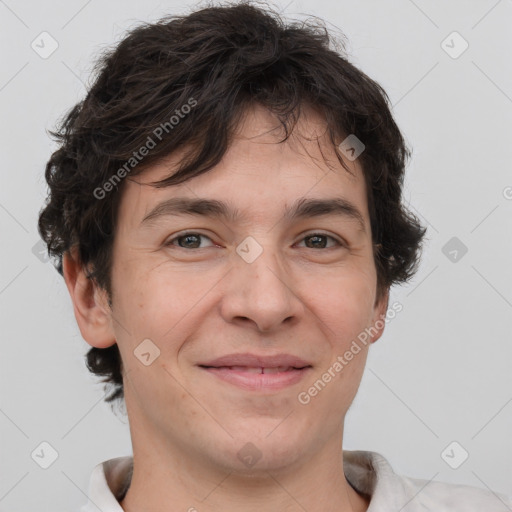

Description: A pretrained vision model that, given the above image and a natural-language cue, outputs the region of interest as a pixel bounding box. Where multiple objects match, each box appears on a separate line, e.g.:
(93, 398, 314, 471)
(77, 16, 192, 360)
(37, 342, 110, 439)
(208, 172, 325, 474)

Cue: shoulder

(343, 450, 512, 511)
(398, 472, 512, 511)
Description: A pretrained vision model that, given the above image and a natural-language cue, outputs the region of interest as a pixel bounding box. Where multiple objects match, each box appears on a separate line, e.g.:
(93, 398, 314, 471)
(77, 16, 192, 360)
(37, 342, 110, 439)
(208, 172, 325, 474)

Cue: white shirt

(80, 450, 512, 511)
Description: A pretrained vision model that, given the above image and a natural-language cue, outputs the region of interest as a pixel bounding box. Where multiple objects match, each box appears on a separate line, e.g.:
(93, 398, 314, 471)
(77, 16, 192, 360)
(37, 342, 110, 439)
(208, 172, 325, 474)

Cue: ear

(62, 246, 116, 349)
(368, 288, 390, 345)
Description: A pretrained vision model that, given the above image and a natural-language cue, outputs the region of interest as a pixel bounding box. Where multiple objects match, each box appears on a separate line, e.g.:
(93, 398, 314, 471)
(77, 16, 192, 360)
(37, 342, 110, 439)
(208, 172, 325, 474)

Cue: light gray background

(1, 0, 511, 510)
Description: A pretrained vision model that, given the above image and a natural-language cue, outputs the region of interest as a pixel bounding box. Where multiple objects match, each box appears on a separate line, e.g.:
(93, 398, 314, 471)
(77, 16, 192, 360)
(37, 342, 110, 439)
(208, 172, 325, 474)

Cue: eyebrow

(140, 196, 366, 233)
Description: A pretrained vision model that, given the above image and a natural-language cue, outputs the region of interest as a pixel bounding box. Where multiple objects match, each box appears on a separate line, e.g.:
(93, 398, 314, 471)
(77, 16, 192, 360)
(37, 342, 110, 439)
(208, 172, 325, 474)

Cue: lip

(198, 352, 311, 369)
(198, 353, 312, 391)
(200, 366, 311, 391)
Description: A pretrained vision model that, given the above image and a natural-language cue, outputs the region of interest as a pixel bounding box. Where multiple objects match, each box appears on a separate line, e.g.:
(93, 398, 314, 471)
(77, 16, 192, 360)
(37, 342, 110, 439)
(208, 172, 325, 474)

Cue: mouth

(199, 365, 308, 373)
(197, 352, 313, 391)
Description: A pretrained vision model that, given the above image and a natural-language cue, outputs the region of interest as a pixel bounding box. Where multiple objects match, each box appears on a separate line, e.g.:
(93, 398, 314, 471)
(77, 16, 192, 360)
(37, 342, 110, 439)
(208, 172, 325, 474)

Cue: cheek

(312, 271, 377, 342)
(114, 265, 225, 379)
(112, 259, 188, 333)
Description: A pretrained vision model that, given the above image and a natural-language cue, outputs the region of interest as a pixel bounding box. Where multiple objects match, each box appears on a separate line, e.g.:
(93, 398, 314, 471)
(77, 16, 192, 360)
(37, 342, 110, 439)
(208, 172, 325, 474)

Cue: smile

(199, 365, 311, 391)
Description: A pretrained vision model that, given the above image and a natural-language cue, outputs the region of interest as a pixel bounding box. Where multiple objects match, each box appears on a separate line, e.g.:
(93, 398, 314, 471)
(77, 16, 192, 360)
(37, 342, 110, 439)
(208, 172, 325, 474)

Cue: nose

(219, 239, 304, 333)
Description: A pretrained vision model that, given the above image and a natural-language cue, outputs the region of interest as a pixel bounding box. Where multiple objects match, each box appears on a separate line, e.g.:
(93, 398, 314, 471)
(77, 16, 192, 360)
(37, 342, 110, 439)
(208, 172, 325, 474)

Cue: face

(75, 103, 388, 474)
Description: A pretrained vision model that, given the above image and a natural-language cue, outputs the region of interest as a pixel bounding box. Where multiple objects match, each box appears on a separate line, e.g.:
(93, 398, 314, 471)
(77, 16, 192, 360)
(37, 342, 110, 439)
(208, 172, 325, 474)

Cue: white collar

(80, 449, 512, 512)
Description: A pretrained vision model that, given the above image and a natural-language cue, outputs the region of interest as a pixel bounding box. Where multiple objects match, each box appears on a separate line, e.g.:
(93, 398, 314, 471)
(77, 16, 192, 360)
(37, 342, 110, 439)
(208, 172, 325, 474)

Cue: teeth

(227, 366, 293, 373)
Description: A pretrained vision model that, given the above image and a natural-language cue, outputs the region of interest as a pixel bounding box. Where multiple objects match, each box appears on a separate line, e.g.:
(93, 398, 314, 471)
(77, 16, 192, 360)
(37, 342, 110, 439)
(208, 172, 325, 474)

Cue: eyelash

(164, 231, 345, 250)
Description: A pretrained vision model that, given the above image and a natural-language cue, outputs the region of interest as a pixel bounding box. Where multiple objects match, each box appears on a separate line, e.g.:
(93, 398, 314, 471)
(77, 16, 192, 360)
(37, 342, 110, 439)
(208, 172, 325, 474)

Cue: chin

(208, 432, 305, 474)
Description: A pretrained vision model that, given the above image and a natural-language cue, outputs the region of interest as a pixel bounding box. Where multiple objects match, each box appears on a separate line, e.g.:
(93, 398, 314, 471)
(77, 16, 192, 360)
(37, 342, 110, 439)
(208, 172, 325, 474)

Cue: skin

(63, 103, 389, 512)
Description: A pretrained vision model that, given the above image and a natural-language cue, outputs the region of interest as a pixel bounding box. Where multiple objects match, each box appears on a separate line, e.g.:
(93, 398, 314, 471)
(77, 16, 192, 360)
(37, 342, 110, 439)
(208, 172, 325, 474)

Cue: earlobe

(369, 288, 390, 344)
(62, 247, 117, 349)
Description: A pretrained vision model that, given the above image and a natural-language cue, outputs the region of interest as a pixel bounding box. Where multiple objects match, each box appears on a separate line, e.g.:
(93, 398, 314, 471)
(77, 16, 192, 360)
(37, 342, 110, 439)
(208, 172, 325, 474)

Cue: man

(38, 2, 511, 510)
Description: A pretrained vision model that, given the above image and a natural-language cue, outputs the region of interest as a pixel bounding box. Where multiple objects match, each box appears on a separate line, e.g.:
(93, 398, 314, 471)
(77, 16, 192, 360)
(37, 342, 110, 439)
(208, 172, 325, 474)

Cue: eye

(165, 232, 215, 249)
(296, 233, 345, 249)
(164, 231, 345, 250)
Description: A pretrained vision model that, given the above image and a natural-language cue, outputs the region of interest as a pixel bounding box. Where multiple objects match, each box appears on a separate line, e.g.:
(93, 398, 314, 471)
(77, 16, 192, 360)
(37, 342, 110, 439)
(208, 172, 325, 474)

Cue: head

(38, 0, 425, 471)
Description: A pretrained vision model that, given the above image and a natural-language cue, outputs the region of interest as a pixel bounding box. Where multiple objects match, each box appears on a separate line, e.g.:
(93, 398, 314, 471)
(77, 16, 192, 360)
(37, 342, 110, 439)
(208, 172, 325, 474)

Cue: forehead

(118, 103, 369, 230)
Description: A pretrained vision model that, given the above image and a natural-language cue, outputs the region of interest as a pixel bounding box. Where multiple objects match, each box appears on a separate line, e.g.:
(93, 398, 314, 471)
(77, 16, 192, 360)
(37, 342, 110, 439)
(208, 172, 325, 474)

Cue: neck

(119, 435, 369, 512)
